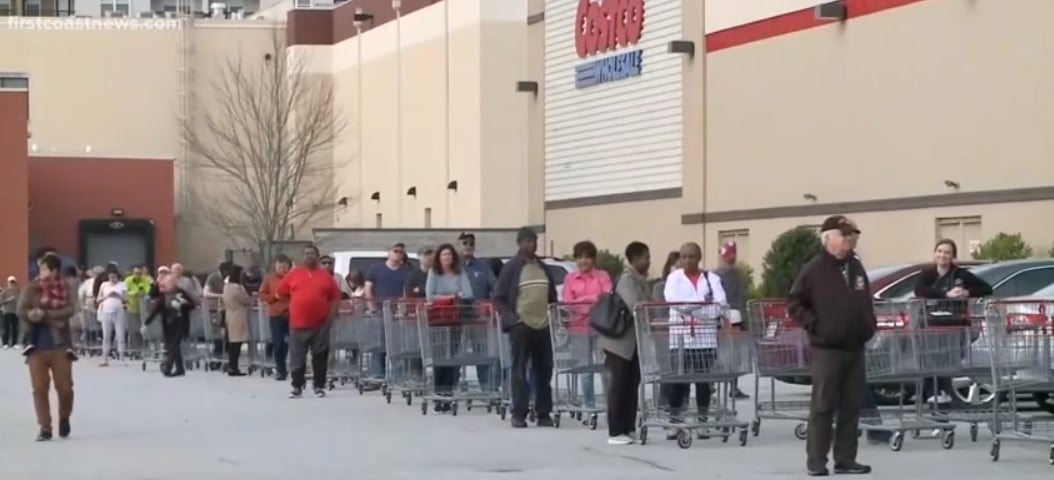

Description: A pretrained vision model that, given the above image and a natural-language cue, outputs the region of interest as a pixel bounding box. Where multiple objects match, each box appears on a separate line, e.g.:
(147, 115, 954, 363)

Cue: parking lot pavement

(0, 352, 1051, 480)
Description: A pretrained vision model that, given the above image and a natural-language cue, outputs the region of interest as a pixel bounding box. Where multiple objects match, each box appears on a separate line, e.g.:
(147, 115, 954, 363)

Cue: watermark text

(7, 16, 181, 31)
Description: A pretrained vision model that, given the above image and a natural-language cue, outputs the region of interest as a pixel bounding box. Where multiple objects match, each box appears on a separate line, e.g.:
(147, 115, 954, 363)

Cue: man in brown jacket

(259, 255, 292, 381)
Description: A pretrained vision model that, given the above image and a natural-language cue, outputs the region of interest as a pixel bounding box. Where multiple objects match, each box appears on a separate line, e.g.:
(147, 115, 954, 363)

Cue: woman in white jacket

(662, 243, 727, 435)
(96, 269, 127, 366)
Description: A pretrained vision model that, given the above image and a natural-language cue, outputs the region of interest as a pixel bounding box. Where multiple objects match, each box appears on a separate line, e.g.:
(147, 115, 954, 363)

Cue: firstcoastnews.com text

(7, 17, 181, 30)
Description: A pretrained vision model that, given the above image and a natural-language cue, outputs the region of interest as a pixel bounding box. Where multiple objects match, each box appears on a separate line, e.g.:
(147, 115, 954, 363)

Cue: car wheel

(872, 383, 913, 406)
(1033, 392, 1054, 414)
(950, 377, 997, 405)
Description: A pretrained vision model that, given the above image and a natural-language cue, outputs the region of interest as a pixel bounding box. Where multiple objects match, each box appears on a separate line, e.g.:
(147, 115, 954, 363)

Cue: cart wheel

(451, 403, 459, 417)
(889, 432, 904, 452)
(421, 401, 428, 416)
(750, 419, 761, 437)
(969, 424, 978, 442)
(589, 414, 598, 430)
(486, 405, 493, 414)
(990, 440, 1000, 462)
(386, 392, 392, 404)
(794, 424, 808, 440)
(553, 413, 562, 429)
(738, 429, 748, 447)
(677, 430, 693, 449)
(941, 431, 955, 450)
(1048, 445, 1053, 465)
(639, 426, 648, 445)
(358, 386, 364, 395)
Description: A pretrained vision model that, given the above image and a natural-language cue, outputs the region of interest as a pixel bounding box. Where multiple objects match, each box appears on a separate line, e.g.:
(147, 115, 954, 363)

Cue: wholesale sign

(573, 0, 646, 89)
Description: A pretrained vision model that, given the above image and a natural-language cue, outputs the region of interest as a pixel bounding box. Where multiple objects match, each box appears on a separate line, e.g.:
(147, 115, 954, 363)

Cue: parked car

(484, 256, 576, 301)
(872, 261, 988, 300)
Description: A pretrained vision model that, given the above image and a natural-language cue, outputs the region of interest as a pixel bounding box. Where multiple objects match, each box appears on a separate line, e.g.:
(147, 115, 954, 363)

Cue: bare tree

(184, 27, 345, 264)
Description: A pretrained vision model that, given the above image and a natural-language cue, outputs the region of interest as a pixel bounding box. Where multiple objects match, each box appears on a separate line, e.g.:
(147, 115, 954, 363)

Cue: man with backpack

(598, 241, 650, 445)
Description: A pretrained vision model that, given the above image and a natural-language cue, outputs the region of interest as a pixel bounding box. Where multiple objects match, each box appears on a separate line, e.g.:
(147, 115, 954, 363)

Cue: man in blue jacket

(494, 227, 558, 428)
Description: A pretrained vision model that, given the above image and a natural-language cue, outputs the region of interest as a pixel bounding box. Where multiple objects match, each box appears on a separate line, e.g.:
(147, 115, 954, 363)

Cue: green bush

(760, 227, 822, 298)
(596, 249, 624, 279)
(972, 232, 1032, 261)
(735, 263, 762, 300)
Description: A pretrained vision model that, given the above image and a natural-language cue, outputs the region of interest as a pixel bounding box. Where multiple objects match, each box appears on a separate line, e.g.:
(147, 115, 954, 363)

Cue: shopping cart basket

(635, 302, 752, 449)
(74, 307, 103, 358)
(747, 299, 812, 440)
(247, 298, 275, 377)
(417, 300, 502, 416)
(327, 299, 368, 390)
(984, 298, 1054, 464)
(549, 302, 606, 429)
(383, 299, 426, 405)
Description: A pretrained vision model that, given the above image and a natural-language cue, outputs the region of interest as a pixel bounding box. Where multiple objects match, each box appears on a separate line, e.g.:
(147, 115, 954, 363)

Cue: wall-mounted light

(516, 81, 538, 95)
(110, 208, 125, 217)
(353, 8, 374, 23)
(667, 40, 695, 58)
(263, 53, 273, 61)
(803, 193, 818, 202)
(337, 196, 349, 207)
(406, 186, 417, 197)
(815, 0, 848, 21)
(370, 191, 381, 202)
(943, 180, 961, 190)
(446, 180, 458, 192)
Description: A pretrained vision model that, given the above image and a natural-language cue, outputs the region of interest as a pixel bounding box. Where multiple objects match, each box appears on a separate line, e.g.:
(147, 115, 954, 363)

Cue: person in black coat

(913, 239, 993, 404)
(143, 275, 197, 377)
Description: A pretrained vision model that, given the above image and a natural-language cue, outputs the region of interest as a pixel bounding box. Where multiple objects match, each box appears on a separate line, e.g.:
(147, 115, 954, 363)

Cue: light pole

(354, 8, 365, 227)
(393, 0, 403, 226)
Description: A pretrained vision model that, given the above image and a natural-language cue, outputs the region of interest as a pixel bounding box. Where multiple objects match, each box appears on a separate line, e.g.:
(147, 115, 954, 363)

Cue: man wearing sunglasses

(364, 243, 412, 385)
(458, 232, 499, 392)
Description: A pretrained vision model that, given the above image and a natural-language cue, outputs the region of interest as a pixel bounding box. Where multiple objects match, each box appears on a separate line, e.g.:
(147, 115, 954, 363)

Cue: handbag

(589, 290, 633, 338)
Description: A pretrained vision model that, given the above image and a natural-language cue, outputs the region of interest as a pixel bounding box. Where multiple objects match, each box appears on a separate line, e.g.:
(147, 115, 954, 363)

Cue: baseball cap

(821, 215, 861, 235)
(719, 241, 737, 259)
(516, 226, 538, 243)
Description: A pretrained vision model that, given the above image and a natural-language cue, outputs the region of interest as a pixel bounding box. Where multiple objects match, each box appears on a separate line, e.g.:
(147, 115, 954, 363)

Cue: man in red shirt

(277, 244, 340, 398)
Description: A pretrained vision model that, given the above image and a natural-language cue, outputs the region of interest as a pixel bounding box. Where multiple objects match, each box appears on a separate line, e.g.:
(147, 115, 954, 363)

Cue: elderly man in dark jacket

(713, 241, 750, 400)
(788, 215, 875, 476)
(494, 227, 558, 429)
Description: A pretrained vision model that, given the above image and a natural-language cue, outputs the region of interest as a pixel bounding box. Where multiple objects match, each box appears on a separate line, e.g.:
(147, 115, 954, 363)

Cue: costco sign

(573, 0, 646, 89)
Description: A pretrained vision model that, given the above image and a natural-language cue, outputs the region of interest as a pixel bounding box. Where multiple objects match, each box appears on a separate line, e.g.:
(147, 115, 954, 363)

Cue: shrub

(760, 227, 822, 297)
(972, 233, 1032, 261)
(734, 263, 762, 300)
(596, 249, 624, 279)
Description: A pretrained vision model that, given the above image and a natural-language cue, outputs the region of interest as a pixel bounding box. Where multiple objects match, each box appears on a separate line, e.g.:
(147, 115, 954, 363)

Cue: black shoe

(58, 420, 70, 439)
(289, 387, 303, 399)
(510, 417, 528, 428)
(36, 429, 53, 442)
(227, 369, 247, 377)
(314, 388, 326, 398)
(536, 415, 554, 427)
(731, 389, 750, 400)
(807, 466, 829, 476)
(275, 373, 288, 381)
(833, 463, 871, 475)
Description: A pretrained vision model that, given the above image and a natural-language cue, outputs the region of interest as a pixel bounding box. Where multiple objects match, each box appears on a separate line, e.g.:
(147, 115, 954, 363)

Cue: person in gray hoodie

(713, 241, 750, 400)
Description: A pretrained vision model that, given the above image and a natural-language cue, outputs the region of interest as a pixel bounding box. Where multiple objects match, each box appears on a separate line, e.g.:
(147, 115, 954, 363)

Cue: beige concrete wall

(525, 0, 545, 228)
(704, 0, 1054, 212)
(0, 20, 294, 271)
(326, 0, 527, 230)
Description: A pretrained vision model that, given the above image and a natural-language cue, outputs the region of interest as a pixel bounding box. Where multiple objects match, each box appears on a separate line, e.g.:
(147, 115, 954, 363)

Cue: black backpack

(589, 289, 634, 338)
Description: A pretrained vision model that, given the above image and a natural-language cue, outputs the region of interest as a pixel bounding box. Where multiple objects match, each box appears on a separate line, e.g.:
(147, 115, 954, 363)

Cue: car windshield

(1030, 283, 1054, 297)
(867, 264, 911, 281)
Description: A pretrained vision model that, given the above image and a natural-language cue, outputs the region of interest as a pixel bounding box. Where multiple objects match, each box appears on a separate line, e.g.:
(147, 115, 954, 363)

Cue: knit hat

(516, 226, 538, 243)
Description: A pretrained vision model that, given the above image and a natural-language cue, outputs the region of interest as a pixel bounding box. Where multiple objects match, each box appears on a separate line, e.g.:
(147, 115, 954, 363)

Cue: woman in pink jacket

(562, 241, 612, 410)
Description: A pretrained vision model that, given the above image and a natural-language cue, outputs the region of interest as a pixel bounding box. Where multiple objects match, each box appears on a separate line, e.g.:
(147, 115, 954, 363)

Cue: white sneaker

(926, 393, 952, 405)
(608, 435, 634, 445)
(1, 345, 8, 350)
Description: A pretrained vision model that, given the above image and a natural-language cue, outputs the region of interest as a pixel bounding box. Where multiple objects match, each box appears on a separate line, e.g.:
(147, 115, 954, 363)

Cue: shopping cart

(184, 305, 210, 370)
(74, 307, 103, 358)
(353, 301, 387, 393)
(417, 300, 502, 416)
(326, 299, 369, 390)
(246, 298, 276, 377)
(138, 298, 166, 371)
(863, 299, 964, 451)
(747, 299, 812, 439)
(548, 302, 606, 429)
(635, 302, 752, 449)
(984, 298, 1054, 464)
(383, 299, 427, 405)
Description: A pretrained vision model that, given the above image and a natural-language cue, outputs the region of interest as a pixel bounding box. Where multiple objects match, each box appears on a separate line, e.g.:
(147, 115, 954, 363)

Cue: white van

(331, 250, 420, 279)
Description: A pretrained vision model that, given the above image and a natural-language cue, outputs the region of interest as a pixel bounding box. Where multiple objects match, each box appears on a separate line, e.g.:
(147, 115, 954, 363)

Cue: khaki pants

(28, 349, 75, 430)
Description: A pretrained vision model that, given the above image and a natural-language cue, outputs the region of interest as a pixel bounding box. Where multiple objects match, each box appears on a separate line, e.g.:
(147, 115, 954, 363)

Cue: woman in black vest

(913, 239, 992, 405)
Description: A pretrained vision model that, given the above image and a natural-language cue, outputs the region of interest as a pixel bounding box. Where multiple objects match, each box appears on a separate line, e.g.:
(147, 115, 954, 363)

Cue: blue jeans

(269, 315, 289, 375)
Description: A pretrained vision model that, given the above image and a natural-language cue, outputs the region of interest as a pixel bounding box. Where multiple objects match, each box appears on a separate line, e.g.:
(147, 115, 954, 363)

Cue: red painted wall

(27, 157, 176, 267)
(0, 91, 30, 282)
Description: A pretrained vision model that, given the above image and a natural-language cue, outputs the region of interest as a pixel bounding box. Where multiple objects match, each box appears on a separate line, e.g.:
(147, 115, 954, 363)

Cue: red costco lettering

(574, 0, 645, 59)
